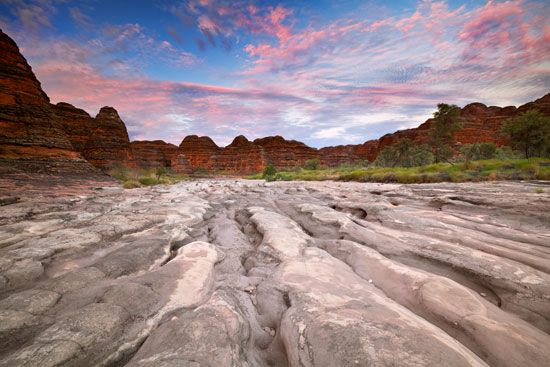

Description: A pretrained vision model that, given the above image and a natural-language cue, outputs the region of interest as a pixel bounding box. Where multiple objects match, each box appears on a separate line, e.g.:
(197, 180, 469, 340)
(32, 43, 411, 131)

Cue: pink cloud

(171, 0, 293, 49)
(395, 10, 422, 32)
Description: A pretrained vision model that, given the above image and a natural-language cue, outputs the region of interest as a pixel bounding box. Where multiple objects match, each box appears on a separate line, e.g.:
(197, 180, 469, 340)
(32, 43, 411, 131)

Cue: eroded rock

(0, 180, 548, 366)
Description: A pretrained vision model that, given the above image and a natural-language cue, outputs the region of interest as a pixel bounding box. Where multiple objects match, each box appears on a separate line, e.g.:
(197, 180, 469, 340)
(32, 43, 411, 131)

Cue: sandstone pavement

(0, 179, 549, 366)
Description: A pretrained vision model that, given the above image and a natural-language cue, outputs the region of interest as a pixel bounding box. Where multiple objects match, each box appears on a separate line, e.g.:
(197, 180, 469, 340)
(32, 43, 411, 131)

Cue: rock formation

(171, 135, 320, 174)
(82, 107, 136, 170)
(51, 102, 96, 154)
(213, 135, 266, 174)
(0, 30, 97, 176)
(1, 179, 549, 366)
(171, 135, 221, 173)
(131, 140, 177, 169)
(254, 136, 318, 168)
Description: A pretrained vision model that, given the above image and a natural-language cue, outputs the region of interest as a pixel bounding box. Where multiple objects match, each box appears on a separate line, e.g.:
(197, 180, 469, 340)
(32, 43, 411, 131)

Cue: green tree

(155, 166, 168, 181)
(304, 158, 321, 170)
(262, 165, 277, 178)
(501, 109, 550, 158)
(375, 139, 434, 167)
(428, 104, 462, 163)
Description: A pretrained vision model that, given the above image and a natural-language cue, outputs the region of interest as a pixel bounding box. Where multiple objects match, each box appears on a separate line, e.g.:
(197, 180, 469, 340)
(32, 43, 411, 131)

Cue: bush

(275, 173, 294, 181)
(304, 158, 321, 170)
(460, 143, 497, 161)
(123, 180, 141, 189)
(155, 166, 168, 180)
(262, 165, 277, 178)
(375, 139, 434, 167)
(138, 176, 158, 186)
(193, 167, 209, 175)
(495, 146, 520, 160)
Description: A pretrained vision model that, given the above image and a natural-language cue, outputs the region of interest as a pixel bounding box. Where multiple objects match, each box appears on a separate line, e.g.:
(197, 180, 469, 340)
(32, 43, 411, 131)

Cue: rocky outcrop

(1, 180, 549, 366)
(0, 29, 97, 176)
(130, 140, 177, 169)
(212, 135, 266, 174)
(172, 135, 319, 174)
(51, 102, 95, 154)
(254, 136, 318, 169)
(82, 107, 136, 170)
(171, 135, 221, 173)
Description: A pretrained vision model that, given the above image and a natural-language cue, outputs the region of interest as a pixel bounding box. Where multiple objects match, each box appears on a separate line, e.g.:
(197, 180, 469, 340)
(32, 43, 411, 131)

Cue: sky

(1, 0, 549, 147)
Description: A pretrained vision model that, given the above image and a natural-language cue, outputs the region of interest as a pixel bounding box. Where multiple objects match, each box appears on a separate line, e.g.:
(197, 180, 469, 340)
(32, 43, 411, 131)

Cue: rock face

(82, 107, 136, 170)
(130, 140, 177, 169)
(319, 144, 368, 166)
(0, 30, 96, 176)
(51, 102, 96, 154)
(213, 135, 266, 174)
(1, 180, 549, 366)
(171, 135, 221, 173)
(254, 136, 318, 168)
(172, 135, 319, 174)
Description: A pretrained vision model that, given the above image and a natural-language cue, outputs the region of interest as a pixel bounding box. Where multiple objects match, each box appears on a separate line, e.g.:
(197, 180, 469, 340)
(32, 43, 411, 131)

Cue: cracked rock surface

(0, 179, 549, 366)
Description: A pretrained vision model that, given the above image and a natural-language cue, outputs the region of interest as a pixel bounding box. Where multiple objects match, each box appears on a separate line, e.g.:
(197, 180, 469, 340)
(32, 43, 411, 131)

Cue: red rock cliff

(131, 140, 177, 168)
(0, 29, 97, 176)
(82, 107, 136, 170)
(171, 135, 221, 173)
(254, 136, 318, 169)
(212, 135, 266, 174)
(52, 102, 96, 154)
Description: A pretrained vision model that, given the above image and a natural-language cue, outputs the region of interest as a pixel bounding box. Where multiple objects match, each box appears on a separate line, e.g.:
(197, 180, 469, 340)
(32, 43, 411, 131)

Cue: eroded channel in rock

(0, 180, 548, 366)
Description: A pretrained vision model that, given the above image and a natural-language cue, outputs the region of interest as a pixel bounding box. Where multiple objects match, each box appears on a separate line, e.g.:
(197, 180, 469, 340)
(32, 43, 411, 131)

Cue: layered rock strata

(130, 140, 177, 169)
(82, 107, 136, 170)
(0, 30, 97, 176)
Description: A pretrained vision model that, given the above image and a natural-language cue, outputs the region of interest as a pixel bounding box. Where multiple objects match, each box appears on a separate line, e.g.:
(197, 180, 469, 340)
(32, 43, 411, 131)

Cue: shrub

(428, 103, 462, 163)
(304, 158, 321, 170)
(155, 167, 168, 180)
(138, 176, 158, 186)
(193, 167, 209, 175)
(109, 167, 131, 181)
(375, 139, 434, 167)
(123, 180, 141, 189)
(460, 143, 497, 161)
(262, 165, 277, 178)
(495, 146, 520, 160)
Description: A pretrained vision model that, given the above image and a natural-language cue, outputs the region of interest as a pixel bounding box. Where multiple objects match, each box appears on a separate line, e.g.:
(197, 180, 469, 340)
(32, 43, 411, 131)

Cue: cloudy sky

(1, 0, 548, 147)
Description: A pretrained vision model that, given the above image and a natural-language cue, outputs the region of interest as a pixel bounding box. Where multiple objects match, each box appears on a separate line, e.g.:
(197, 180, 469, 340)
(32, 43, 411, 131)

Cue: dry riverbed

(0, 179, 549, 366)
